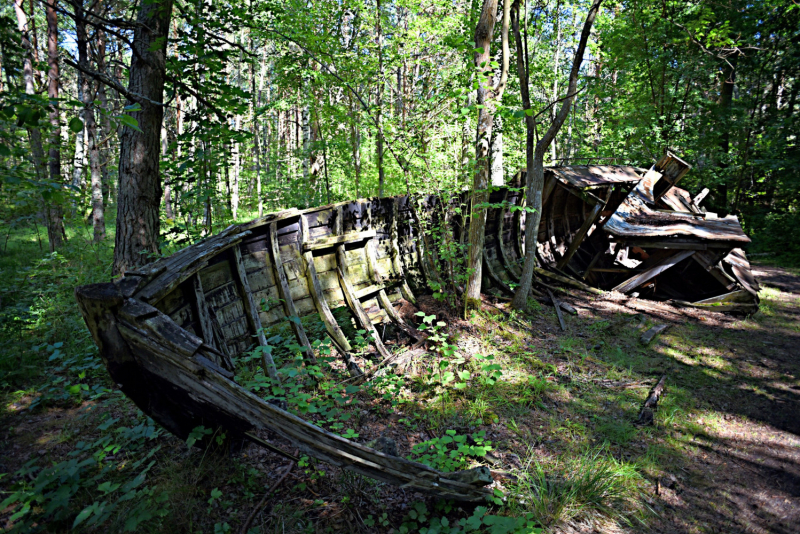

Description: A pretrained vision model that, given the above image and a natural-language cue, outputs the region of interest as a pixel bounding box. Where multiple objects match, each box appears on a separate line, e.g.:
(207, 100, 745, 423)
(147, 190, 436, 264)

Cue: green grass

(509, 448, 644, 528)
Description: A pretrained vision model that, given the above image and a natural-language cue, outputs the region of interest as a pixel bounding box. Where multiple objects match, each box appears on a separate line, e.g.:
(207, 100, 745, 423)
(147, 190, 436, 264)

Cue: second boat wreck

(75, 152, 758, 502)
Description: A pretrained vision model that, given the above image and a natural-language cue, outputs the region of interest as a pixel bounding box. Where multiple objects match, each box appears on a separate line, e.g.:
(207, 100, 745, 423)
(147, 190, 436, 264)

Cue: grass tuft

(509, 448, 644, 529)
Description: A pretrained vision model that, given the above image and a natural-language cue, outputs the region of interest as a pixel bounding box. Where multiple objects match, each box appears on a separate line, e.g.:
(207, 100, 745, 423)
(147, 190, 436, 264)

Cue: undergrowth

(1, 219, 652, 533)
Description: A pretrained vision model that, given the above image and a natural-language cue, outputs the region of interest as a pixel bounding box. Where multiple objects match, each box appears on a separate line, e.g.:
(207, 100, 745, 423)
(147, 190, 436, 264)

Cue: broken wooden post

(640, 323, 669, 345)
(546, 288, 567, 331)
(635, 375, 667, 425)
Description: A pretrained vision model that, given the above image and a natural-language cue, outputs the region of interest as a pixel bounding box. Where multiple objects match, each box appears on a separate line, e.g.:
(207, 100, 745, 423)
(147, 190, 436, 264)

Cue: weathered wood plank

(364, 234, 424, 341)
(333, 207, 392, 362)
(232, 246, 280, 380)
(268, 221, 316, 364)
(612, 250, 695, 294)
(304, 230, 377, 251)
(391, 197, 417, 304)
(557, 202, 603, 271)
(298, 215, 362, 376)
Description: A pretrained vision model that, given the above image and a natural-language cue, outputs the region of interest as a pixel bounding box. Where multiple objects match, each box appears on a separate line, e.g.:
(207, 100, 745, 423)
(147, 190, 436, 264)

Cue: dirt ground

(2, 263, 799, 533)
(565, 262, 800, 534)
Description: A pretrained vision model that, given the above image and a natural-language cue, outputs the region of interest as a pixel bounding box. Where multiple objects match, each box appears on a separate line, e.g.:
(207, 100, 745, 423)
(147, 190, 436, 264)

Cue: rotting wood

(389, 199, 418, 306)
(483, 253, 515, 296)
(76, 164, 762, 505)
(231, 247, 280, 380)
(336, 261, 393, 361)
(546, 288, 567, 331)
(304, 229, 377, 250)
(635, 375, 667, 425)
(298, 215, 362, 377)
(333, 205, 393, 361)
(640, 323, 669, 344)
(267, 221, 316, 364)
(106, 311, 491, 501)
(557, 202, 603, 271)
(363, 231, 424, 342)
(496, 190, 522, 281)
(613, 250, 695, 294)
(191, 275, 231, 369)
(535, 267, 603, 295)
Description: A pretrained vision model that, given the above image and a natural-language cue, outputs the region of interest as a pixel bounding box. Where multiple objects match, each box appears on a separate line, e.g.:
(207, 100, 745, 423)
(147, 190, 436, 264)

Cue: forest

(1, 0, 799, 532)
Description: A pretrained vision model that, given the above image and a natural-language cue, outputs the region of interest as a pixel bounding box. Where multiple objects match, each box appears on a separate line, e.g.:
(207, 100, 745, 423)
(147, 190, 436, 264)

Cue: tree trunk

(376, 0, 385, 197)
(113, 0, 174, 275)
(45, 0, 65, 251)
(550, 0, 561, 164)
(715, 52, 738, 214)
(511, 0, 602, 310)
(463, 0, 507, 316)
(70, 104, 86, 194)
(490, 115, 504, 186)
(13, 0, 48, 187)
(348, 93, 362, 198)
(76, 1, 105, 242)
(232, 114, 240, 220)
(162, 125, 174, 219)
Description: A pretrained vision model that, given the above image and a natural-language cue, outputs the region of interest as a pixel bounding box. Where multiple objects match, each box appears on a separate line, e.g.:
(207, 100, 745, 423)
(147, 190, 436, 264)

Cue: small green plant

(410, 429, 492, 472)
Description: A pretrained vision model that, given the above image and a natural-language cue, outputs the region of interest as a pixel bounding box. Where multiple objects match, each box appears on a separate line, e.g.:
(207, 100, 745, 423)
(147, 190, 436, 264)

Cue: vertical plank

(298, 215, 362, 376)
(391, 197, 417, 304)
(556, 201, 603, 271)
(232, 246, 279, 380)
(268, 221, 316, 364)
(334, 204, 393, 361)
(191, 274, 233, 370)
(496, 190, 522, 281)
(364, 232, 423, 341)
(192, 274, 216, 348)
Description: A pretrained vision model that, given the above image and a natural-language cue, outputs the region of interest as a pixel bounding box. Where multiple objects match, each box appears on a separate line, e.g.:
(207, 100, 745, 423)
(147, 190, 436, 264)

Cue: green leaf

(73, 502, 98, 528)
(119, 114, 142, 132)
(69, 117, 84, 133)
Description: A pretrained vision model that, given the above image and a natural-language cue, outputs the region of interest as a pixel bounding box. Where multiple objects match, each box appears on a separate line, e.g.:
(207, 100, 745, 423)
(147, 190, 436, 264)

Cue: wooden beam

(335, 259, 393, 361)
(546, 288, 567, 331)
(298, 215, 362, 376)
(363, 231, 424, 341)
(534, 267, 604, 295)
(231, 245, 279, 380)
(612, 250, 695, 294)
(267, 221, 316, 364)
(333, 206, 393, 361)
(191, 274, 232, 370)
(557, 202, 603, 271)
(304, 230, 377, 251)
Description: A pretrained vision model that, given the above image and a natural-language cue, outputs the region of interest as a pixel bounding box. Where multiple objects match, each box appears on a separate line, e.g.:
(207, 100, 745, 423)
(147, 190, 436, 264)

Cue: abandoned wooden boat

(74, 153, 758, 502)
(509, 152, 760, 313)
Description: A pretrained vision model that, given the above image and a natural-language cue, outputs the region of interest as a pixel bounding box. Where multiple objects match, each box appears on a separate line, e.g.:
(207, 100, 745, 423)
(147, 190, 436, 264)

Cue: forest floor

(1, 229, 799, 534)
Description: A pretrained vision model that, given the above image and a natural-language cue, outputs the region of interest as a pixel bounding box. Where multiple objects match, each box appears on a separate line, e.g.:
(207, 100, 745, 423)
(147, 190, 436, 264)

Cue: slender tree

(45, 0, 65, 251)
(511, 0, 603, 310)
(463, 0, 509, 316)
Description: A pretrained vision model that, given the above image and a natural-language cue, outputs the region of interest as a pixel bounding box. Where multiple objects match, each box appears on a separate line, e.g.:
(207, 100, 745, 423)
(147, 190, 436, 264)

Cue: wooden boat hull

(74, 161, 758, 500)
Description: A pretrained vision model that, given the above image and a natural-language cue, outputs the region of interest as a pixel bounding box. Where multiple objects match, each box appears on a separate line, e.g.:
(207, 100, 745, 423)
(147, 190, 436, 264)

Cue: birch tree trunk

(13, 0, 47, 189)
(76, 1, 105, 242)
(376, 0, 385, 197)
(113, 0, 174, 275)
